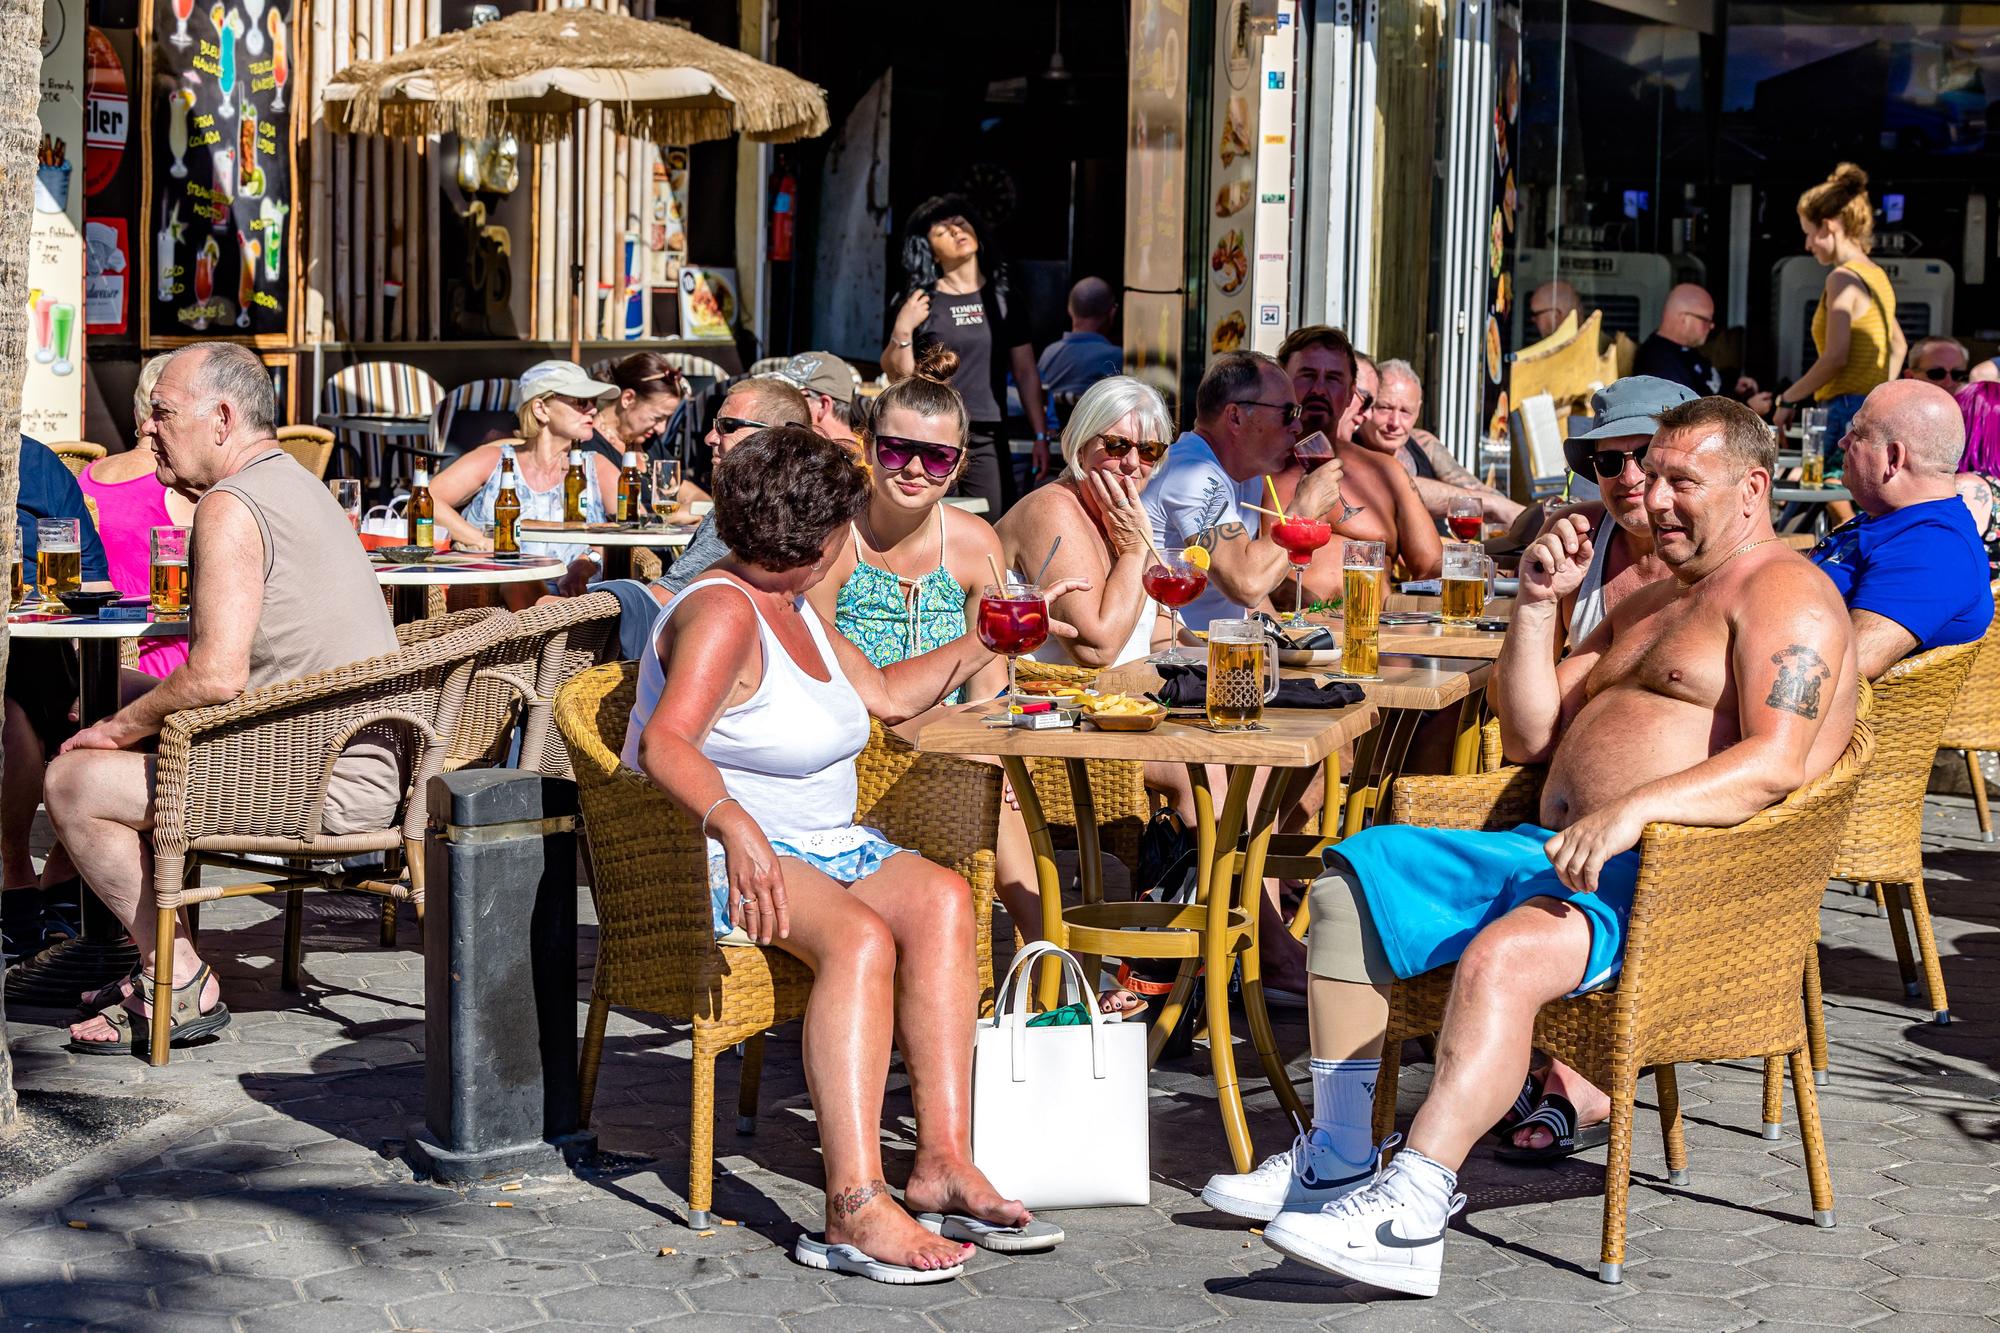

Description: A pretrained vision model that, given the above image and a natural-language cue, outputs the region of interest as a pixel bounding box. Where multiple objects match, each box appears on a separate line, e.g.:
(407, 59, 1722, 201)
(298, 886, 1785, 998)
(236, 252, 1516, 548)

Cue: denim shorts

(704, 827, 910, 944)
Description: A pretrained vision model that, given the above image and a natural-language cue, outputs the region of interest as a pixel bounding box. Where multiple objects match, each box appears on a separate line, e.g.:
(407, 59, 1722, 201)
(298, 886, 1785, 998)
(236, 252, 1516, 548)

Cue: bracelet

(892, 337, 913, 348)
(700, 795, 739, 840)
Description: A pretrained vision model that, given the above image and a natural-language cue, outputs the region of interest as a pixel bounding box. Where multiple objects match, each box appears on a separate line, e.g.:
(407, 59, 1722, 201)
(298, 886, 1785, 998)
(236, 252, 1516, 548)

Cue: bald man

(1810, 379, 1994, 679)
(1037, 276, 1123, 403)
(1635, 283, 1773, 414)
(1527, 280, 1581, 340)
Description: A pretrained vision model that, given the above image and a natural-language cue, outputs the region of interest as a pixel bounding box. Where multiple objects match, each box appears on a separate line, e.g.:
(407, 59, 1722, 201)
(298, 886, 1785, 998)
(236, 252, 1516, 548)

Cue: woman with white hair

(996, 374, 1172, 668)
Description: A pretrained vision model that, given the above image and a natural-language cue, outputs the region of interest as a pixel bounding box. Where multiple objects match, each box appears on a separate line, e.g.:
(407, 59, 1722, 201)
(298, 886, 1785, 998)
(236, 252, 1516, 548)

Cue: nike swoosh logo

(1371, 1219, 1446, 1249)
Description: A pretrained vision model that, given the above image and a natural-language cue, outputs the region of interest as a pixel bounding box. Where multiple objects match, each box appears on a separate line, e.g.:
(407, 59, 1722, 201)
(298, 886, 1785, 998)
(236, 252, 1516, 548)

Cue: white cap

(568, 449, 585, 464)
(623, 451, 641, 466)
(519, 359, 617, 403)
(413, 467, 430, 485)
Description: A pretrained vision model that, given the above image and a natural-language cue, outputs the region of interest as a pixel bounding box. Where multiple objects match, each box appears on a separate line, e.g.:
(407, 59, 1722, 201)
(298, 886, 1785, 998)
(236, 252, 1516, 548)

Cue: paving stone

(537, 1282, 687, 1324)
(934, 1293, 1098, 1331)
(212, 1240, 358, 1278)
(495, 1225, 642, 1263)
(128, 1218, 274, 1256)
(69, 1247, 214, 1288)
(388, 1290, 547, 1331)
(154, 1273, 302, 1313)
(1739, 1283, 1894, 1325)
(302, 1262, 447, 1305)
(0, 1280, 155, 1324)
(1867, 1275, 2000, 1315)
(683, 1273, 836, 1318)
(443, 1258, 596, 1298)
(1596, 1292, 1758, 1330)
(1069, 1287, 1227, 1329)
(86, 1312, 236, 1333)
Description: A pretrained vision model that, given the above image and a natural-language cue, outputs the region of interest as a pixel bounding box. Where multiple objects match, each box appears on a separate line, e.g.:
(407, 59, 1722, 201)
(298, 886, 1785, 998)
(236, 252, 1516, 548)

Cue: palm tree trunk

(0, 0, 46, 1140)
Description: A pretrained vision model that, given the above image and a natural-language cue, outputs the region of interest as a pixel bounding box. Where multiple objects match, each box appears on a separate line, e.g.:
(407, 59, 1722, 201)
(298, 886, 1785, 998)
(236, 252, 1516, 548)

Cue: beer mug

(1339, 540, 1385, 679)
(36, 517, 82, 602)
(1440, 542, 1493, 624)
(1206, 618, 1279, 730)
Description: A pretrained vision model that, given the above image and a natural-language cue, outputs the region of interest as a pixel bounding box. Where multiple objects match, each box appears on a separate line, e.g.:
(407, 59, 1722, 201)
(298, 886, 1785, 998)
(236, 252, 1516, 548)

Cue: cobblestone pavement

(2, 795, 1997, 1332)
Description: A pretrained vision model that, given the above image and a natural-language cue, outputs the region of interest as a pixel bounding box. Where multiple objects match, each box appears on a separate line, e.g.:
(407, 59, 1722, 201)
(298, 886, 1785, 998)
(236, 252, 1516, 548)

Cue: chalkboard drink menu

(141, 0, 295, 344)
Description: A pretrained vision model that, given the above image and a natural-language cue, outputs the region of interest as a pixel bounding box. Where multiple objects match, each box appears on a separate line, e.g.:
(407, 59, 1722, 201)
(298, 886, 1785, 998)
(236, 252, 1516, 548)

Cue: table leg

(5, 639, 140, 1006)
(1236, 761, 1311, 1134)
(1060, 758, 1106, 997)
(1204, 763, 1261, 1174)
(1145, 766, 1216, 1066)
(391, 584, 429, 626)
(1000, 756, 1070, 1012)
(602, 547, 633, 582)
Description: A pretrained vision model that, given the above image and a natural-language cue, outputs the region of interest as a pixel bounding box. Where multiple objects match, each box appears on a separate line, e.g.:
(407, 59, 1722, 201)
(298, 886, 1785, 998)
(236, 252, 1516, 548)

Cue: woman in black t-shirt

(882, 194, 1051, 515)
(586, 351, 687, 474)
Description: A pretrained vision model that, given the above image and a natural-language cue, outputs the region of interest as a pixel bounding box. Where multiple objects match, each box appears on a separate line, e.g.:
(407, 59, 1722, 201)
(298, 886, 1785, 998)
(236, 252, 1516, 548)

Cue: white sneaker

(1199, 1129, 1393, 1222)
(1261, 1153, 1466, 1297)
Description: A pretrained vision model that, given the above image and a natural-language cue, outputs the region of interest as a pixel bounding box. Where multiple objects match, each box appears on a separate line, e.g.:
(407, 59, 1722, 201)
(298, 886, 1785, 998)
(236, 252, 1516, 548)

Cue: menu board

(1202, 0, 1258, 363)
(1122, 0, 1192, 411)
(140, 0, 297, 346)
(25, 0, 87, 440)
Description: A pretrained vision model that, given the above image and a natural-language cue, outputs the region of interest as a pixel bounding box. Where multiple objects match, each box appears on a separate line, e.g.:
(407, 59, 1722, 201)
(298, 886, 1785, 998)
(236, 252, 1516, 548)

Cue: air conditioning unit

(1513, 250, 1695, 346)
(1771, 255, 1954, 381)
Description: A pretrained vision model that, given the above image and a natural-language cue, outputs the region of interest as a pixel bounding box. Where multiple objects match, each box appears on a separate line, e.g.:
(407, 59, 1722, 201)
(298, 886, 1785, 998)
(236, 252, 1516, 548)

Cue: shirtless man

(1272, 333, 1442, 607)
(1202, 395, 1858, 1296)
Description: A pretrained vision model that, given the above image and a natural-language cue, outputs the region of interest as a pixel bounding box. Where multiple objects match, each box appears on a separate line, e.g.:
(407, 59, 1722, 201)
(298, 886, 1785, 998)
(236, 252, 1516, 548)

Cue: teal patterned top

(833, 520, 968, 705)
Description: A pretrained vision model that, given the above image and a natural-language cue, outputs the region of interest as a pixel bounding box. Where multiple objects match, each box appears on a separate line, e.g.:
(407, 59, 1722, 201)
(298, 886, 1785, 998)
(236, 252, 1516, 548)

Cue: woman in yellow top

(1773, 163, 1906, 464)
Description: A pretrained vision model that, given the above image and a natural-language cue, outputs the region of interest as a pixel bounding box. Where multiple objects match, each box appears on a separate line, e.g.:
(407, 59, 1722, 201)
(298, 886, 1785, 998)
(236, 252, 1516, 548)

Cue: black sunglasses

(1232, 399, 1304, 426)
(1564, 440, 1649, 479)
(874, 434, 965, 480)
(1354, 389, 1377, 414)
(1097, 433, 1169, 464)
(1921, 365, 1971, 384)
(714, 415, 777, 434)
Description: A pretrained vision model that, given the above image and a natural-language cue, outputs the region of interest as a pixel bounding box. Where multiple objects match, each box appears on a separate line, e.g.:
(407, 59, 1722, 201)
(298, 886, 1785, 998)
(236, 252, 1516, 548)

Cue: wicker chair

(274, 425, 337, 479)
(47, 441, 110, 477)
(320, 361, 445, 482)
(555, 662, 1002, 1229)
(431, 377, 524, 465)
(1936, 581, 2000, 842)
(1824, 640, 1981, 1025)
(1014, 660, 1153, 877)
(1370, 721, 1875, 1285)
(148, 615, 507, 1065)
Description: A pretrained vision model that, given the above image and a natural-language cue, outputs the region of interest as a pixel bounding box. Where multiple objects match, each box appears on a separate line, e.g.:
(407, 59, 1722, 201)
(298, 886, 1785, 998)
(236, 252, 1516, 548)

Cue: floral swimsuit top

(833, 517, 968, 705)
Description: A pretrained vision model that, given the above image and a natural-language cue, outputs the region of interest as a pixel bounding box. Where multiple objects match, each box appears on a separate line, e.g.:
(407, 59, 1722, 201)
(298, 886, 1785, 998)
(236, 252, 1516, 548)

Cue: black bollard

(407, 770, 596, 1183)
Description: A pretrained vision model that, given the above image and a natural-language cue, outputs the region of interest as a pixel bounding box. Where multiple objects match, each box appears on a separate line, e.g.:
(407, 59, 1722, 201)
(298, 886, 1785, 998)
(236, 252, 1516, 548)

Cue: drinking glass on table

(329, 478, 363, 531)
(36, 518, 81, 601)
(1206, 618, 1280, 730)
(1142, 549, 1209, 665)
(977, 582, 1050, 702)
(1440, 541, 1492, 624)
(1798, 409, 1828, 489)
(150, 526, 191, 617)
(652, 458, 682, 516)
(1338, 539, 1385, 680)
(1446, 494, 1484, 542)
(8, 541, 24, 609)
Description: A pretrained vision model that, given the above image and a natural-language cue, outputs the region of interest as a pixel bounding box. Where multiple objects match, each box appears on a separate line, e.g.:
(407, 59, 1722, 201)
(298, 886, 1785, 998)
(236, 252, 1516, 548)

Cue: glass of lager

(1798, 409, 1827, 489)
(151, 526, 191, 617)
(1339, 540, 1385, 679)
(36, 518, 82, 602)
(8, 541, 24, 609)
(1206, 619, 1279, 730)
(329, 478, 363, 531)
(652, 459, 681, 516)
(1440, 542, 1492, 624)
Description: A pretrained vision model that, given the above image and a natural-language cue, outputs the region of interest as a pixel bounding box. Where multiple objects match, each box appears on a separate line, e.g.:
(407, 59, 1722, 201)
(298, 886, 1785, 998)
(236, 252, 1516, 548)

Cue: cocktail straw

(1264, 476, 1287, 520)
(1243, 503, 1285, 520)
(986, 552, 1006, 593)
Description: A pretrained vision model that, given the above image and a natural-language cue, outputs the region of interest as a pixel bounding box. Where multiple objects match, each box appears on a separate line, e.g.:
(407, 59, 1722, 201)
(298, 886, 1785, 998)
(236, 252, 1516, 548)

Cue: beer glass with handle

(1440, 542, 1492, 624)
(1338, 540, 1385, 679)
(36, 518, 82, 602)
(1205, 618, 1279, 730)
(151, 526, 191, 617)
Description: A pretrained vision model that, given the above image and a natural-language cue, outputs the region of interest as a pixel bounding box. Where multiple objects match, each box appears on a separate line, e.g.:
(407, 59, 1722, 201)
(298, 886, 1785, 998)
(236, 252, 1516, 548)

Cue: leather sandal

(66, 963, 231, 1056)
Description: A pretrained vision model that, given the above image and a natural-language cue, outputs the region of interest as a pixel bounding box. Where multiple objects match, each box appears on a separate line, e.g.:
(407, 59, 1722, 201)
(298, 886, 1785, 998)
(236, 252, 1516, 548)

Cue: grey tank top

(1568, 512, 1620, 645)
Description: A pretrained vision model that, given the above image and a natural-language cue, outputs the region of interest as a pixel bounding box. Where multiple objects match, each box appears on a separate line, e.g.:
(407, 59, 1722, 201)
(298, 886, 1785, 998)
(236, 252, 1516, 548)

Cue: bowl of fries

(1082, 692, 1166, 731)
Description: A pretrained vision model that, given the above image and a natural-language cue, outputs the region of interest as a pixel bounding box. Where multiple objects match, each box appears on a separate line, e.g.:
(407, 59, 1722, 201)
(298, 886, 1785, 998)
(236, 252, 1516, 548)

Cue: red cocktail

(1144, 552, 1208, 665)
(1272, 515, 1333, 619)
(979, 583, 1049, 700)
(1446, 495, 1484, 542)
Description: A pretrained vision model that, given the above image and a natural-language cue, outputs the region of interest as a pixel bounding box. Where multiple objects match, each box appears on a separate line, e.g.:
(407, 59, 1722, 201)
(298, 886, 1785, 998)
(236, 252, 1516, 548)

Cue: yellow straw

(1264, 476, 1287, 521)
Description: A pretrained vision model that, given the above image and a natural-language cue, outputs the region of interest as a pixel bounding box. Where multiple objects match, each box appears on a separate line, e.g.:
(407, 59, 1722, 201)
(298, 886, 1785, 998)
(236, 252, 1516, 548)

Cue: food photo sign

(26, 0, 88, 441)
(140, 0, 297, 346)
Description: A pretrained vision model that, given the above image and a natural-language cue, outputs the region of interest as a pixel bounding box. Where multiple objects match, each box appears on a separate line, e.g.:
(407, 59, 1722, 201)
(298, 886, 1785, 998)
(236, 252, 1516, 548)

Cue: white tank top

(622, 576, 872, 846)
(1568, 512, 1620, 645)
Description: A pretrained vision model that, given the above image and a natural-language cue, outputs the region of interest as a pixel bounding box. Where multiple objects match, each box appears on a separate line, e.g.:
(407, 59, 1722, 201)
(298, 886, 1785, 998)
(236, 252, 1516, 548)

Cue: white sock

(1308, 1057, 1379, 1167)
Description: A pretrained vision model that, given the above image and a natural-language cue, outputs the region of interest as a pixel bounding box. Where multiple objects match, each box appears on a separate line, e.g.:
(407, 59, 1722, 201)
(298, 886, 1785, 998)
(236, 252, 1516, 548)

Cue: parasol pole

(570, 103, 586, 363)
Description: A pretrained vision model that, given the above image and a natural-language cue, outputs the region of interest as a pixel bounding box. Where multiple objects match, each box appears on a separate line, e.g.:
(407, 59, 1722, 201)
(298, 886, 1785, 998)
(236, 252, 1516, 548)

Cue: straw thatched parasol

(324, 8, 829, 145)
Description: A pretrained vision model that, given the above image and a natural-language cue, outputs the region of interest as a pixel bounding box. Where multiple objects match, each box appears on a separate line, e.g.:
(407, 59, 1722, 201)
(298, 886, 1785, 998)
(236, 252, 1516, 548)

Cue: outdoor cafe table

(4, 610, 190, 1006)
(517, 520, 693, 581)
(906, 692, 1379, 1173)
(1772, 484, 1853, 539)
(372, 553, 566, 624)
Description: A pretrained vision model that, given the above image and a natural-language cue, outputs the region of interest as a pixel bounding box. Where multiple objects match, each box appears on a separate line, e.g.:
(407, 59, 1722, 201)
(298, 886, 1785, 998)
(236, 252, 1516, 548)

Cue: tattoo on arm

(1765, 645, 1832, 719)
(829, 1178, 890, 1221)
(1192, 520, 1250, 546)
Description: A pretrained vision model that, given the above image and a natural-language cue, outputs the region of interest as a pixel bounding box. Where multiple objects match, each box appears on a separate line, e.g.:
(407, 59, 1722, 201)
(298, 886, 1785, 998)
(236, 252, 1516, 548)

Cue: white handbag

(971, 940, 1150, 1209)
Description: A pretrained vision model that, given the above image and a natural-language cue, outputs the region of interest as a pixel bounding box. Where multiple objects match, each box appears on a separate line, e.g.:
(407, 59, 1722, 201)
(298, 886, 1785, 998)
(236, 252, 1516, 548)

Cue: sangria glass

(977, 582, 1050, 701)
(1293, 429, 1335, 473)
(1142, 550, 1208, 665)
(1446, 494, 1484, 542)
(1270, 514, 1332, 620)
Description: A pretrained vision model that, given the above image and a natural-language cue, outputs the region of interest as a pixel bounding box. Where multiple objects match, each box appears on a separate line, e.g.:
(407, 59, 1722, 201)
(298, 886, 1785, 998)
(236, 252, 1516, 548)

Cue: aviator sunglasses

(874, 434, 965, 480)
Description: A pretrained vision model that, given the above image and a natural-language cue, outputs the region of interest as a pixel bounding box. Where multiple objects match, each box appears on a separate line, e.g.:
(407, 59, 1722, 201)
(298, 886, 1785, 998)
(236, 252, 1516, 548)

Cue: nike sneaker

(1261, 1151, 1466, 1297)
(1200, 1129, 1394, 1222)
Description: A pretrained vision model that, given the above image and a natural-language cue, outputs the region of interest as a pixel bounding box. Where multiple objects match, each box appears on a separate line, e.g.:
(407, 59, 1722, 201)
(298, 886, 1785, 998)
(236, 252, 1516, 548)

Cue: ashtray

(57, 588, 120, 615)
(376, 546, 433, 565)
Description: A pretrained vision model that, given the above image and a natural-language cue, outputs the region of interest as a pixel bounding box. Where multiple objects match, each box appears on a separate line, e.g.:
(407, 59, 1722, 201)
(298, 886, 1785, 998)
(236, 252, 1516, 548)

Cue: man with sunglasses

(1901, 335, 1972, 389)
(1635, 284, 1773, 415)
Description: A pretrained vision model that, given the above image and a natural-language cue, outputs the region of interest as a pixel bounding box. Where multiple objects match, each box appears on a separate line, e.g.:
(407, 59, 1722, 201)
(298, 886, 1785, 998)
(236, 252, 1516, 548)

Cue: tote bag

(971, 940, 1150, 1208)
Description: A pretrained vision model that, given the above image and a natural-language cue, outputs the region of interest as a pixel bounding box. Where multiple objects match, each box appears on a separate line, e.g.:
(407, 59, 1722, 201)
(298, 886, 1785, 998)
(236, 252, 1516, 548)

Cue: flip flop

(916, 1212, 1065, 1254)
(1492, 1092, 1609, 1165)
(793, 1234, 966, 1284)
(1485, 1072, 1545, 1143)
(65, 963, 231, 1057)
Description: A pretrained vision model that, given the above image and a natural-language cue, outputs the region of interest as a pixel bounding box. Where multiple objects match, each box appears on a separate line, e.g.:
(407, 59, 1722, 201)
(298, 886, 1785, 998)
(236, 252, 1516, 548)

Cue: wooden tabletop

(905, 696, 1379, 767)
(1296, 610, 1510, 662)
(1101, 653, 1491, 712)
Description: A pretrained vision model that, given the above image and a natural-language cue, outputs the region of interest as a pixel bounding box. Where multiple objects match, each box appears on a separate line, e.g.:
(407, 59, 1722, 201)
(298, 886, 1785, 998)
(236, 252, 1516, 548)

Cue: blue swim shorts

(1329, 822, 1642, 996)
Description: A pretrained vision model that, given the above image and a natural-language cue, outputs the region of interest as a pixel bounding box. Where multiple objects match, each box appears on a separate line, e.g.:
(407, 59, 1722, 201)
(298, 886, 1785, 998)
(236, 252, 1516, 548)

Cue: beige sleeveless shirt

(198, 449, 403, 833)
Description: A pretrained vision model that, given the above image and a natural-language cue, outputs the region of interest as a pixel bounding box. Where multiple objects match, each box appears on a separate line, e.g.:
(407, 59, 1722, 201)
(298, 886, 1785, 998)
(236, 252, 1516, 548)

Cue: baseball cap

(1567, 375, 1697, 444)
(518, 359, 616, 402)
(770, 351, 856, 405)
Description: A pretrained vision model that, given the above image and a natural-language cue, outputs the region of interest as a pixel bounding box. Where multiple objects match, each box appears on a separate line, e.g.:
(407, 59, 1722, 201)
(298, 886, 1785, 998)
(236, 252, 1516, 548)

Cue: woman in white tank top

(625, 428, 1085, 1282)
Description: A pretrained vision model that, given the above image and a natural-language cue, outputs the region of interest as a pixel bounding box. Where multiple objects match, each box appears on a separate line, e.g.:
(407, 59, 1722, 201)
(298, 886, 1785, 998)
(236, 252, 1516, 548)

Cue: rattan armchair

(555, 662, 1002, 1229)
(149, 614, 507, 1065)
(274, 425, 338, 479)
(1369, 721, 1875, 1285)
(1936, 582, 2000, 843)
(47, 440, 108, 476)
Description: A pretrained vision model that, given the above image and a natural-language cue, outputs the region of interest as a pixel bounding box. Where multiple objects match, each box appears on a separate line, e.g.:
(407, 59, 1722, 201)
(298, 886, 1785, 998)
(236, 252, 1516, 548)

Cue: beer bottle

(617, 451, 644, 521)
(493, 446, 521, 554)
(408, 468, 436, 549)
(562, 449, 588, 522)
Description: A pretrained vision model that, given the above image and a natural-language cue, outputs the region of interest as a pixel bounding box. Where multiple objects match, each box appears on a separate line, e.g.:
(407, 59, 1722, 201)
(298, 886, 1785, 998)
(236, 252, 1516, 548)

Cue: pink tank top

(78, 460, 189, 678)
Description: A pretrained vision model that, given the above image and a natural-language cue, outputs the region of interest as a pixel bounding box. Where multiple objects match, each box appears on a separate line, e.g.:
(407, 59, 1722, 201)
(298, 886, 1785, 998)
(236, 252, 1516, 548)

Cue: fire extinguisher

(770, 167, 796, 262)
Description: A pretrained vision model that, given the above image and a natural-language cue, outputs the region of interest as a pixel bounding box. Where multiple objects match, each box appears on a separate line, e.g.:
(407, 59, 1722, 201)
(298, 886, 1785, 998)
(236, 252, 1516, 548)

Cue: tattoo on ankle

(829, 1179, 889, 1221)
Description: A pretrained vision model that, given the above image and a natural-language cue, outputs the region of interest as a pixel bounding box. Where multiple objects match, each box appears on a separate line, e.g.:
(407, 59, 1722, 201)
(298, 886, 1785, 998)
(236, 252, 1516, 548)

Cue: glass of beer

(36, 518, 81, 602)
(1206, 618, 1279, 730)
(652, 458, 682, 516)
(1441, 542, 1493, 624)
(1339, 540, 1385, 679)
(8, 541, 24, 609)
(1798, 409, 1827, 489)
(329, 478, 363, 531)
(151, 525, 191, 617)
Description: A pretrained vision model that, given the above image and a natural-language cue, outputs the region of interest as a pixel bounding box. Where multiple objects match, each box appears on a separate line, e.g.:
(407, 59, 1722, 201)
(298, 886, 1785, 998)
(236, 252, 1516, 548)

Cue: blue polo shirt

(1810, 496, 1993, 653)
(16, 436, 109, 580)
(1036, 331, 1123, 407)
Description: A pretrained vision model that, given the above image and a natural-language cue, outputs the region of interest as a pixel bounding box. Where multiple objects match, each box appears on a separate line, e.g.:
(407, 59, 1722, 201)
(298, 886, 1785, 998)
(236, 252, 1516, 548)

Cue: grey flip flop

(917, 1212, 1065, 1254)
(793, 1234, 965, 1284)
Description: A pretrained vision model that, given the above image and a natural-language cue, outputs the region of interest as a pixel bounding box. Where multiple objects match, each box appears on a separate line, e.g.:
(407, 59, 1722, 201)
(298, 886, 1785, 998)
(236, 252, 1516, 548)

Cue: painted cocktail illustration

(167, 88, 194, 178)
(258, 198, 287, 281)
(239, 102, 260, 196)
(241, 0, 265, 55)
(50, 304, 75, 377)
(236, 232, 259, 327)
(192, 237, 217, 329)
(214, 7, 238, 118)
(170, 0, 195, 47)
(30, 291, 51, 363)
(210, 148, 235, 223)
(268, 10, 288, 110)
(156, 199, 186, 301)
